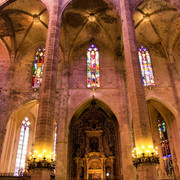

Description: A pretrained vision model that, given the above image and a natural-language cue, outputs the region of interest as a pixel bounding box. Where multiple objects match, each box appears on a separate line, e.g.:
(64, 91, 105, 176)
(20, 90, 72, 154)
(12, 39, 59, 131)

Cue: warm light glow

(88, 14, 96, 22)
(143, 14, 150, 21)
(28, 149, 55, 163)
(33, 14, 40, 23)
(132, 145, 159, 158)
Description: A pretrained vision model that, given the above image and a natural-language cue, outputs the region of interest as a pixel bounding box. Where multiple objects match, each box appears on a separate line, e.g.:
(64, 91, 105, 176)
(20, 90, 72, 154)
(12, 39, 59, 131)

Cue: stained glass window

(14, 117, 30, 176)
(157, 114, 173, 176)
(138, 45, 155, 86)
(32, 45, 45, 88)
(87, 44, 100, 87)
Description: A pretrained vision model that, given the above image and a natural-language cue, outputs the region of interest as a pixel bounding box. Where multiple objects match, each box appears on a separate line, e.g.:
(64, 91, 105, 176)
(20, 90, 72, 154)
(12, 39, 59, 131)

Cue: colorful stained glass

(32, 45, 45, 88)
(14, 117, 30, 176)
(87, 44, 100, 88)
(157, 114, 173, 176)
(138, 45, 155, 86)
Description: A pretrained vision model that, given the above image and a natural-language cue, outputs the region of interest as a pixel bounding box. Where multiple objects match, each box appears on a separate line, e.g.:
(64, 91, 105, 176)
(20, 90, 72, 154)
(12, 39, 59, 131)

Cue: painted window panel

(32, 45, 45, 88)
(157, 114, 173, 176)
(138, 45, 155, 86)
(14, 118, 30, 176)
(87, 44, 100, 88)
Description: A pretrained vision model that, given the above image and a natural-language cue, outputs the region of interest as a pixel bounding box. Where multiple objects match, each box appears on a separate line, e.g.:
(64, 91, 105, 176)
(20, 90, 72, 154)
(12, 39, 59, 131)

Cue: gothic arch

(133, 0, 180, 13)
(68, 98, 121, 179)
(69, 98, 119, 124)
(61, 0, 120, 18)
(0, 0, 50, 13)
(133, 0, 179, 55)
(0, 0, 49, 61)
(59, 0, 122, 63)
(0, 100, 39, 174)
(147, 99, 180, 177)
(146, 96, 178, 119)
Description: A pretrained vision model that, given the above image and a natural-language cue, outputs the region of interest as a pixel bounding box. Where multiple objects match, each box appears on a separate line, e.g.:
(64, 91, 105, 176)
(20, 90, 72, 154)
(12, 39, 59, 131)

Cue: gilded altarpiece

(69, 100, 120, 180)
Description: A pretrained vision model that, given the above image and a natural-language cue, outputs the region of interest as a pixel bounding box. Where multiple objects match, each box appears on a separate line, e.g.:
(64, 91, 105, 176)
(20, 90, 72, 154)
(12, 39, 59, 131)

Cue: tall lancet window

(87, 44, 100, 87)
(138, 45, 155, 86)
(32, 45, 45, 88)
(157, 114, 173, 175)
(53, 125, 57, 160)
(14, 117, 30, 176)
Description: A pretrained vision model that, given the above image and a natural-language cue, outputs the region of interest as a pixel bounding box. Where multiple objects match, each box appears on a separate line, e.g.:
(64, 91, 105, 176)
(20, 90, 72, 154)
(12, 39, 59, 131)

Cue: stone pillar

(119, 0, 157, 179)
(55, 61, 70, 180)
(117, 57, 135, 180)
(31, 169, 51, 180)
(0, 58, 15, 162)
(32, 1, 62, 179)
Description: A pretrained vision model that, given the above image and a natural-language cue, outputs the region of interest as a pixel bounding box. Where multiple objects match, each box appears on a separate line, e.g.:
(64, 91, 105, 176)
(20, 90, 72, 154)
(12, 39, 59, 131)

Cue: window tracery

(157, 114, 173, 175)
(138, 45, 155, 86)
(32, 45, 45, 88)
(87, 44, 100, 87)
(14, 117, 30, 176)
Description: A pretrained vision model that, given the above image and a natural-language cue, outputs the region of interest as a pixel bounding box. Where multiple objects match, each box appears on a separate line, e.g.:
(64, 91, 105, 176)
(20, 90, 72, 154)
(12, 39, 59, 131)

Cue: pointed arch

(0, 0, 50, 13)
(147, 99, 180, 177)
(68, 98, 121, 179)
(0, 100, 39, 174)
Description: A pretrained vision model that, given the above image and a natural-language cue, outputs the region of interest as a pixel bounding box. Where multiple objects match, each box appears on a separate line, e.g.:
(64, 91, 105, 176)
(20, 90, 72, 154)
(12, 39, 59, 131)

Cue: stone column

(0, 57, 15, 162)
(32, 1, 62, 180)
(117, 57, 135, 180)
(55, 61, 70, 180)
(119, 0, 157, 179)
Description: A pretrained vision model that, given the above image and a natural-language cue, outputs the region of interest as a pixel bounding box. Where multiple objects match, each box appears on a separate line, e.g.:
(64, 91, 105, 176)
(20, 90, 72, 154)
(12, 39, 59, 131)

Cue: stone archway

(69, 99, 120, 180)
(147, 99, 180, 178)
(0, 100, 39, 174)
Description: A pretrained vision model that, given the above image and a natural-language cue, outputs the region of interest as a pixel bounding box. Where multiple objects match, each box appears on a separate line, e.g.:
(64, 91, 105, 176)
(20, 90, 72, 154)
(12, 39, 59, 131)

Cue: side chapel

(0, 0, 180, 179)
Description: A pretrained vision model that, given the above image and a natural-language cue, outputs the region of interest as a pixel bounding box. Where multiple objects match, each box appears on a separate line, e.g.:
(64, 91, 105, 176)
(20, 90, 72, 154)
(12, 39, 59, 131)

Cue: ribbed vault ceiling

(0, 0, 48, 58)
(134, 0, 180, 58)
(0, 0, 179, 63)
(60, 0, 122, 61)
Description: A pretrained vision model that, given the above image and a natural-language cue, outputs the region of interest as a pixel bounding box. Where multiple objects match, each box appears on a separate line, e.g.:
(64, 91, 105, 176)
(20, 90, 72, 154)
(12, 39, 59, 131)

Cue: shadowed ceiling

(60, 0, 122, 61)
(0, 0, 48, 58)
(134, 0, 180, 59)
(0, 0, 179, 64)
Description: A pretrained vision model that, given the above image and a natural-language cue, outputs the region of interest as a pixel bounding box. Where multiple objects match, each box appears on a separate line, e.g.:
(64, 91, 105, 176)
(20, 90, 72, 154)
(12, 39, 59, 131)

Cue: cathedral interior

(0, 0, 180, 179)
